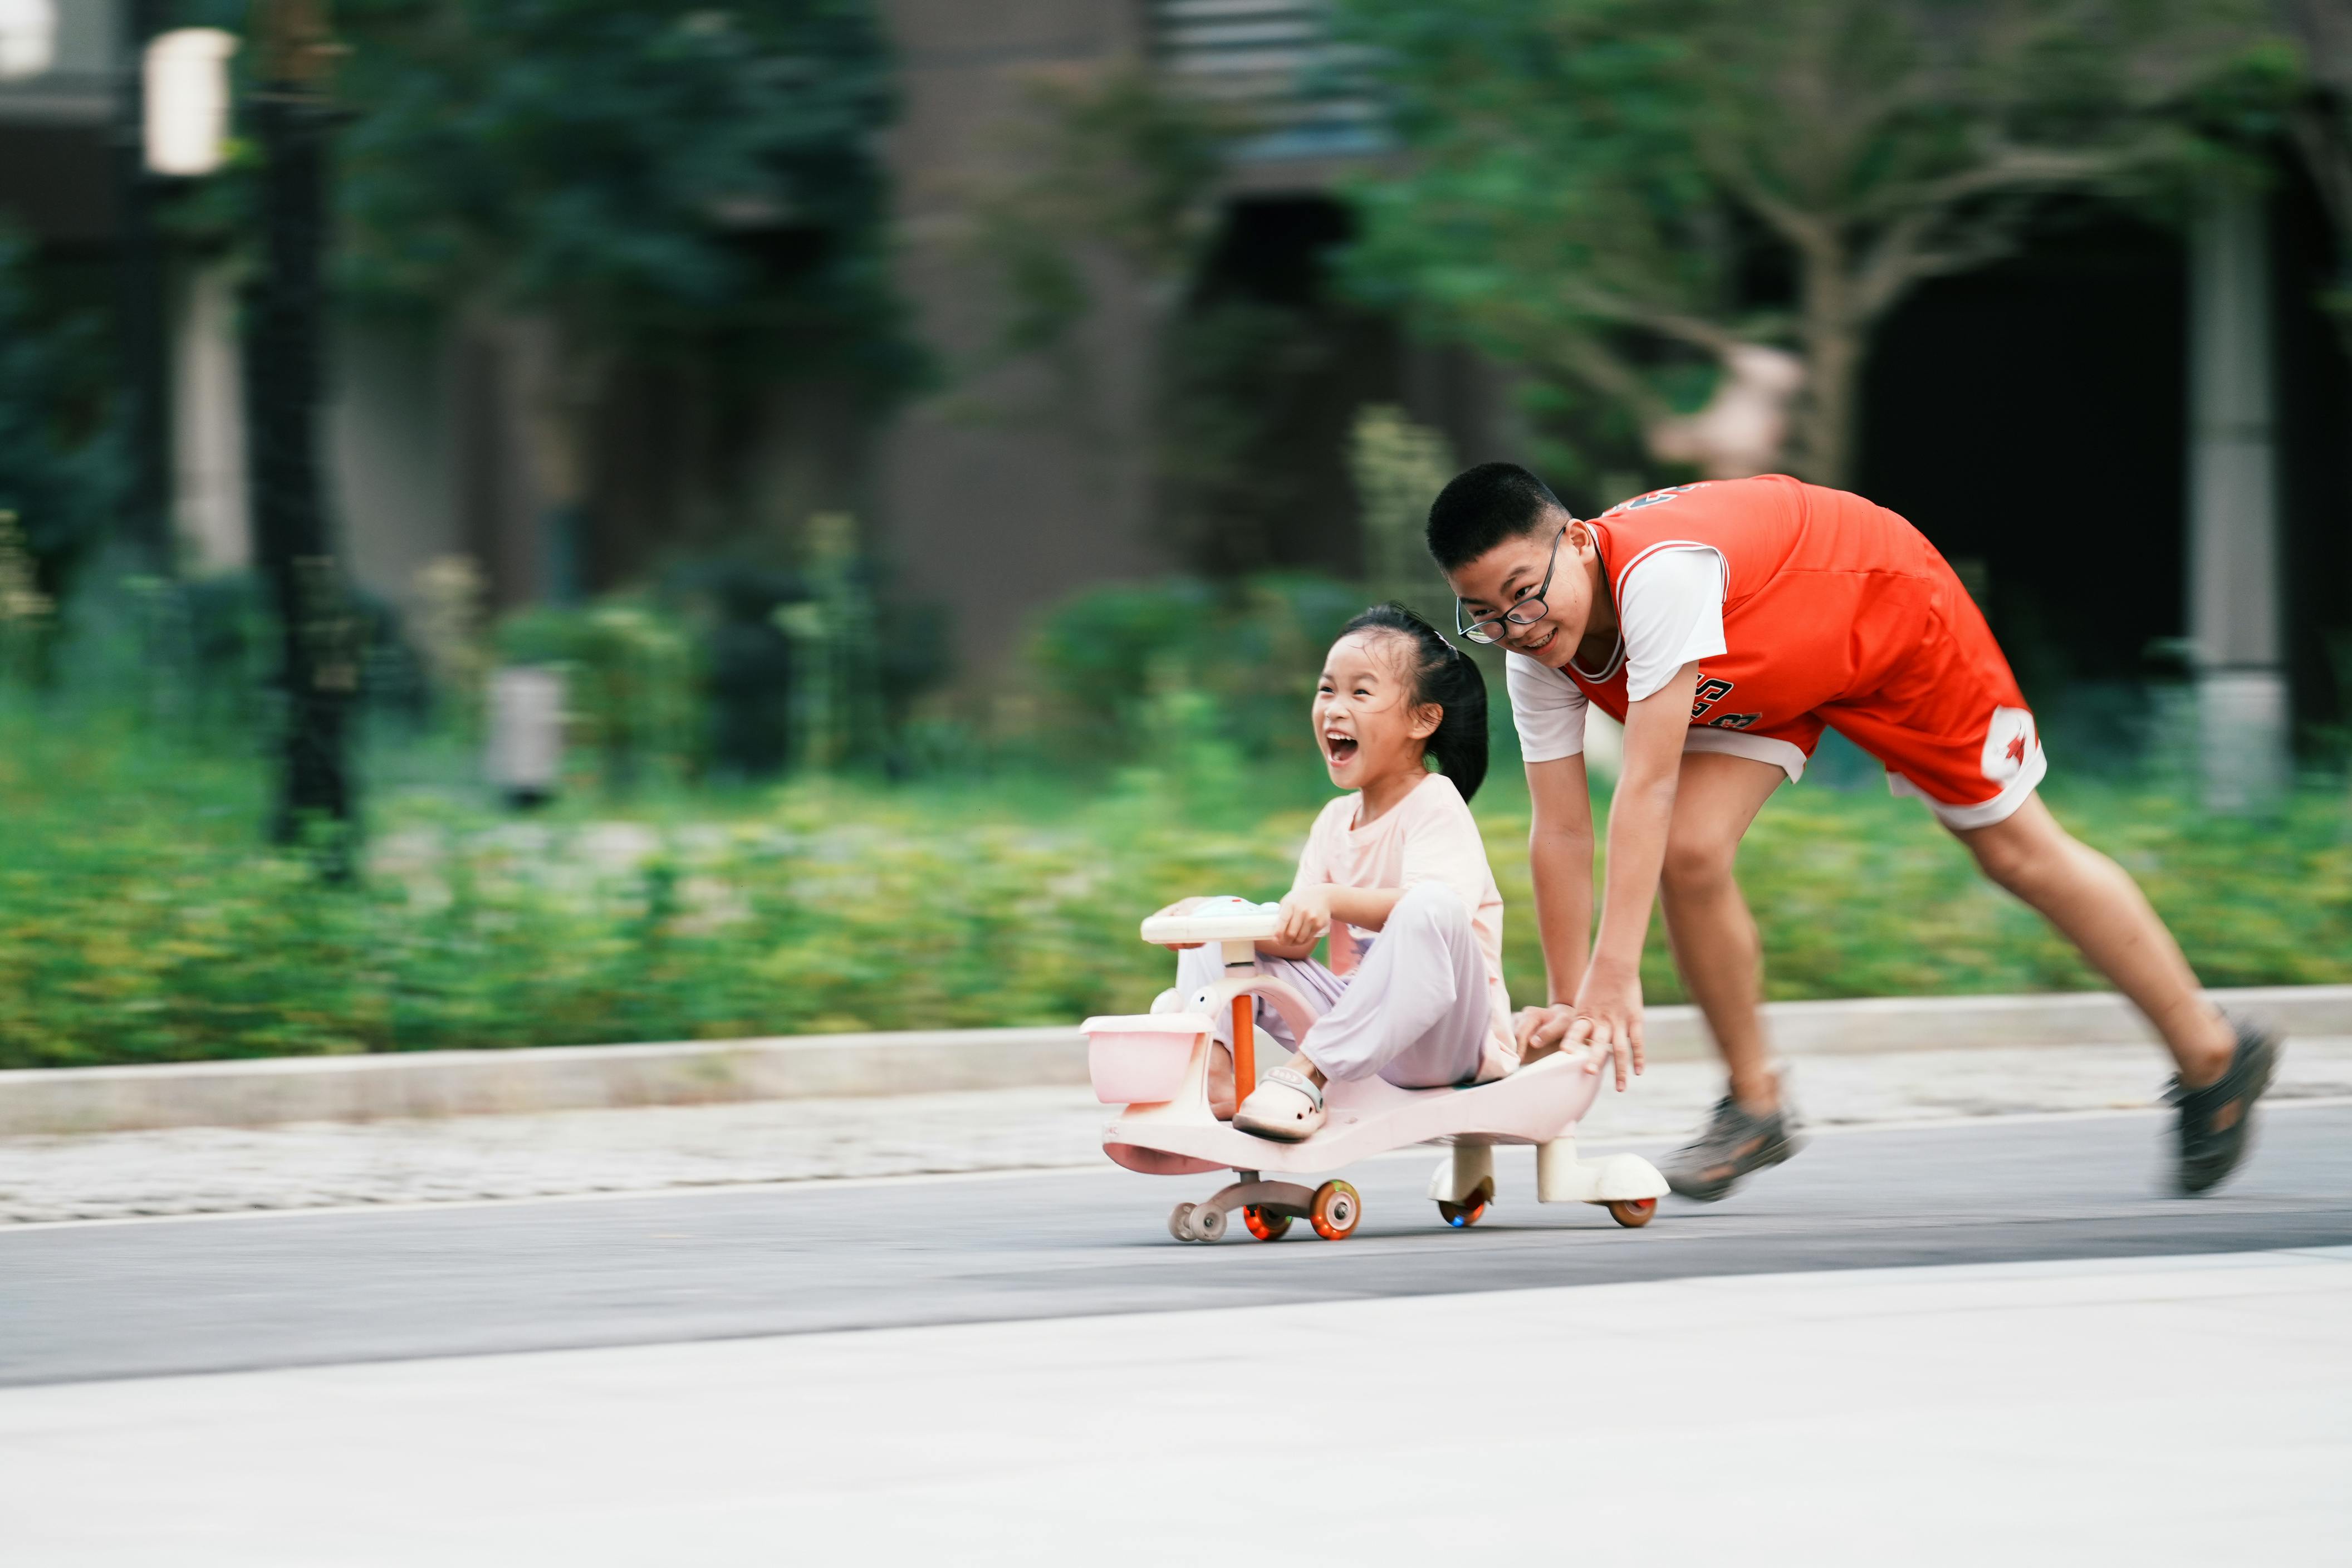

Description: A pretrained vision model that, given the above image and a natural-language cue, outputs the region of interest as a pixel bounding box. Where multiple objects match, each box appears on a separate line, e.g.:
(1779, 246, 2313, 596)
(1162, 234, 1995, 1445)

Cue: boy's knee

(1969, 835, 2033, 891)
(1963, 815, 2064, 894)
(1660, 832, 1737, 899)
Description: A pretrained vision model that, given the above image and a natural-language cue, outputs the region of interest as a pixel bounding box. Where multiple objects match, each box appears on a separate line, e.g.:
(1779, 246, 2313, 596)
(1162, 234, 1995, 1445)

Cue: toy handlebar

(1139, 897, 1285, 947)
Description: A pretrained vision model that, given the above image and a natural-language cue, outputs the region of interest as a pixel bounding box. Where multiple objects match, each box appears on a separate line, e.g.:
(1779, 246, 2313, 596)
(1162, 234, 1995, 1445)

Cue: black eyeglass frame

(1454, 525, 1568, 645)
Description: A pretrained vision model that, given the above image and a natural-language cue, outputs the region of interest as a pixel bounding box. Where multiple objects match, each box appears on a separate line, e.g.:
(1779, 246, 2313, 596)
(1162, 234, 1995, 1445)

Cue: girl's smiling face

(1314, 631, 1439, 792)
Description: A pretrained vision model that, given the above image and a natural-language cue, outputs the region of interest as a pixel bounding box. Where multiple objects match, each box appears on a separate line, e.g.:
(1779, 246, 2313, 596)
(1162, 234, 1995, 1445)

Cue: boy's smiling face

(1443, 511, 1604, 670)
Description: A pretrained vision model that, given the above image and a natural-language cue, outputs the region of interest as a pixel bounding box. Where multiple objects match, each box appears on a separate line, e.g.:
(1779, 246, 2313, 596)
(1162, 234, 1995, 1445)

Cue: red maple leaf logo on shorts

(2005, 732, 2028, 767)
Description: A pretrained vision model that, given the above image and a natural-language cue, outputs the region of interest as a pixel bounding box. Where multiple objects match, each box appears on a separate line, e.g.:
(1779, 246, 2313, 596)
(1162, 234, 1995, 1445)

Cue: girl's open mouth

(1325, 734, 1359, 764)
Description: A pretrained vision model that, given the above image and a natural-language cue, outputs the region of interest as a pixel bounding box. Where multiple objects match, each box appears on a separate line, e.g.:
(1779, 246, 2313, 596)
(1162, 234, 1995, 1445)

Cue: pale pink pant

(1172, 881, 1494, 1087)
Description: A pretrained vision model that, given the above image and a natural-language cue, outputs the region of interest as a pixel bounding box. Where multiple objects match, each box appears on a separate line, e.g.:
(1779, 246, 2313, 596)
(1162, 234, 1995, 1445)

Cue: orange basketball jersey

(1566, 474, 2041, 821)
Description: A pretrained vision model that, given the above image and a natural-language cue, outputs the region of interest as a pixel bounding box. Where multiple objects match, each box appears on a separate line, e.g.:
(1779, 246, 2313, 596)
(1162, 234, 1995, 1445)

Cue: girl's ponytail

(1339, 603, 1490, 801)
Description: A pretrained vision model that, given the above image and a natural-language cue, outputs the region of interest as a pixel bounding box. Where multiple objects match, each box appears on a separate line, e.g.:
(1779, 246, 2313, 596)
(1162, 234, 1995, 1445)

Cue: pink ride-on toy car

(1082, 898, 1669, 1243)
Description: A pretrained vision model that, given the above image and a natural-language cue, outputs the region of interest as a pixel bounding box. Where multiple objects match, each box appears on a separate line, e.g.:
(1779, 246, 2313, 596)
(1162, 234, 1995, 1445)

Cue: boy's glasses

(1455, 526, 1567, 645)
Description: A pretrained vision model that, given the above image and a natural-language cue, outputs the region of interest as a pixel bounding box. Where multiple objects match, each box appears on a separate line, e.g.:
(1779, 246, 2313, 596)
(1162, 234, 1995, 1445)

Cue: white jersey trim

(1684, 728, 1807, 782)
(1886, 744, 2049, 829)
(1611, 538, 1723, 599)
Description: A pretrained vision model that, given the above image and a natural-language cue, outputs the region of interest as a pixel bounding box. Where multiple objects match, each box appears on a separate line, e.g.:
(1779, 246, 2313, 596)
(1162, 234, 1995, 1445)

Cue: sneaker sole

(2177, 1031, 2281, 1195)
(1665, 1128, 1803, 1202)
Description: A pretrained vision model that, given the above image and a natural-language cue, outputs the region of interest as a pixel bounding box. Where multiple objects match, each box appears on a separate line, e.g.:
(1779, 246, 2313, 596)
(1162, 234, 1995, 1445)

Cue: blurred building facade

(1, 1, 2344, 749)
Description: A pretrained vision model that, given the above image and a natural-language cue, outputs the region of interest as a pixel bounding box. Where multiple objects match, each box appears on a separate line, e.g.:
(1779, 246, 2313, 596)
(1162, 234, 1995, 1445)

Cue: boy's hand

(1271, 886, 1333, 949)
(1564, 962, 1645, 1091)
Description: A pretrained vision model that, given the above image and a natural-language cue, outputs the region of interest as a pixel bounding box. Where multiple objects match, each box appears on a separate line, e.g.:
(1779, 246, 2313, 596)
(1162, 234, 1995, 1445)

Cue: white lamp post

(145, 28, 239, 177)
(0, 0, 57, 81)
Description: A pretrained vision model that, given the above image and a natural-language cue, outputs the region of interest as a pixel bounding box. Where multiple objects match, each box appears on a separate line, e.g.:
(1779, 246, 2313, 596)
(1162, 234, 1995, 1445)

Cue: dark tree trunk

(244, 85, 356, 864)
(114, 0, 170, 572)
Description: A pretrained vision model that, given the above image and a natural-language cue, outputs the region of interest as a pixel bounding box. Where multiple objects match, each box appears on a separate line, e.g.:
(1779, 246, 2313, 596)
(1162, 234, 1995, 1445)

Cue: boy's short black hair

(1424, 462, 1566, 572)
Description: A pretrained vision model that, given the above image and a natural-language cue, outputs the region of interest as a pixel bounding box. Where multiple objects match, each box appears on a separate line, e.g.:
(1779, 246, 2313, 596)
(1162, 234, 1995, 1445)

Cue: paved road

(4, 1103, 2348, 1387)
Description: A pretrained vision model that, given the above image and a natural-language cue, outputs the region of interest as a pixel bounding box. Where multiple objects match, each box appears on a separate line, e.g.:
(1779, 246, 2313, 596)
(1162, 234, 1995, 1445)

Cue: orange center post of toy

(1231, 994, 1255, 1100)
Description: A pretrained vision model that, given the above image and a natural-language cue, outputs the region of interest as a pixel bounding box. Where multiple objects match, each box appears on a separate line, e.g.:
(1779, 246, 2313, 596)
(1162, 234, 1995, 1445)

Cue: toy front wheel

(1436, 1176, 1494, 1229)
(1243, 1204, 1291, 1241)
(1309, 1180, 1361, 1241)
(1606, 1198, 1657, 1228)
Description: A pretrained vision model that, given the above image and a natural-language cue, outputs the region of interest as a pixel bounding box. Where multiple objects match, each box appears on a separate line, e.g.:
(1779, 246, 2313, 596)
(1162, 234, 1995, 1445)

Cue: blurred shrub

(685, 560, 801, 780)
(770, 512, 885, 773)
(496, 597, 701, 795)
(467, 525, 947, 795)
(3, 695, 2346, 1068)
(1028, 571, 1365, 769)
(679, 518, 948, 782)
(411, 556, 492, 734)
(0, 511, 55, 687)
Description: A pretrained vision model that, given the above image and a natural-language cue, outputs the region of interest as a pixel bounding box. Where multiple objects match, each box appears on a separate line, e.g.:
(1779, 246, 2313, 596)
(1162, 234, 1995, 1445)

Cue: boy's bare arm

(1524, 755, 1595, 1006)
(1567, 661, 1701, 1088)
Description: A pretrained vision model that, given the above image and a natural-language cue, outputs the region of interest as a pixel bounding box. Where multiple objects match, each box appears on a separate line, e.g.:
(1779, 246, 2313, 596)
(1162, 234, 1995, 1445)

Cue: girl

(1153, 604, 1520, 1143)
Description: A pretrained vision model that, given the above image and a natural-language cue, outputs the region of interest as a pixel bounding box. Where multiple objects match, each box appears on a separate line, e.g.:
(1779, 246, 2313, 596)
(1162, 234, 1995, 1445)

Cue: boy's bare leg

(1953, 796, 2235, 1086)
(1657, 752, 1788, 1111)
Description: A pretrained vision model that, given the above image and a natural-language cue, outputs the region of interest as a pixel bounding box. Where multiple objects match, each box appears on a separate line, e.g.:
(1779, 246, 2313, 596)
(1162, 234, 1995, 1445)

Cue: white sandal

(1233, 1065, 1326, 1141)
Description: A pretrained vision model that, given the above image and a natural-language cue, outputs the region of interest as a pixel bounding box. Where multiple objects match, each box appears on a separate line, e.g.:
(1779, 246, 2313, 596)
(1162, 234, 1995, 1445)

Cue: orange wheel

(1606, 1198, 1657, 1228)
(1242, 1204, 1292, 1241)
(1309, 1180, 1361, 1241)
(1436, 1177, 1494, 1229)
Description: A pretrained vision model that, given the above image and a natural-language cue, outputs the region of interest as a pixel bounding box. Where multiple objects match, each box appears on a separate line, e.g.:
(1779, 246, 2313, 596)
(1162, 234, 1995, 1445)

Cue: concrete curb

(4, 986, 2346, 1137)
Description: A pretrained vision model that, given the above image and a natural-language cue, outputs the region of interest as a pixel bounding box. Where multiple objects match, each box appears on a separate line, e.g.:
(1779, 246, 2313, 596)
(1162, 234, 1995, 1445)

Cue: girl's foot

(1234, 1066, 1326, 1141)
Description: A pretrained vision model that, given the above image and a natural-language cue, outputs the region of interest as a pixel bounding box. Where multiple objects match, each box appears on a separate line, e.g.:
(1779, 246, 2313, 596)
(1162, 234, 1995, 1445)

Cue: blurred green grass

(3, 700, 2348, 1070)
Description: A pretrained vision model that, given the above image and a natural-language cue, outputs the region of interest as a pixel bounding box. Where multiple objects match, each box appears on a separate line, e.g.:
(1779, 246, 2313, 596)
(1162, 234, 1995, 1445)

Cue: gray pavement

(6, 1036, 2349, 1224)
(4, 1101, 2348, 1387)
(10, 1247, 2348, 1567)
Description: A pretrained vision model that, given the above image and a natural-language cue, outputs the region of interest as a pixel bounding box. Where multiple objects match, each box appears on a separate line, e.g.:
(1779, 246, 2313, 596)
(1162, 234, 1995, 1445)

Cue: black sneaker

(1663, 1094, 1804, 1202)
(2168, 1018, 2281, 1196)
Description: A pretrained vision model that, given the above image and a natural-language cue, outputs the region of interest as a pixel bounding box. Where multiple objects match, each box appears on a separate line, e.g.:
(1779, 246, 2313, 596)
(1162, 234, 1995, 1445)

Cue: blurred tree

(2281, 0, 2352, 360)
(969, 67, 1349, 576)
(1347, 403, 1453, 617)
(1336, 0, 2290, 488)
(970, 65, 1231, 383)
(331, 0, 915, 584)
(0, 233, 124, 604)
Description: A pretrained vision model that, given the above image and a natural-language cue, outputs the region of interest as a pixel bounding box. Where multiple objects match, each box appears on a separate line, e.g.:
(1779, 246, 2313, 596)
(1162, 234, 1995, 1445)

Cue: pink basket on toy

(1081, 1013, 1211, 1105)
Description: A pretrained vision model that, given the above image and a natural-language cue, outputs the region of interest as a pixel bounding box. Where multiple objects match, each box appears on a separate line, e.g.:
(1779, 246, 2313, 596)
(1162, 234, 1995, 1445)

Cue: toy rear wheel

(1242, 1204, 1291, 1241)
(1189, 1203, 1228, 1242)
(1309, 1180, 1361, 1241)
(1168, 1203, 1197, 1242)
(1606, 1198, 1657, 1228)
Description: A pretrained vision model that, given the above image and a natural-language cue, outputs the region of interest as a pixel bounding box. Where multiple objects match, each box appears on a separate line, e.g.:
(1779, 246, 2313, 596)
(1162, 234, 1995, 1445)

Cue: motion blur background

(2, 0, 2349, 1070)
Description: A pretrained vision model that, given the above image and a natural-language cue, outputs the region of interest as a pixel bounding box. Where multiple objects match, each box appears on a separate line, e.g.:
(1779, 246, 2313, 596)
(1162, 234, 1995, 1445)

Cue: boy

(1427, 464, 2280, 1198)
